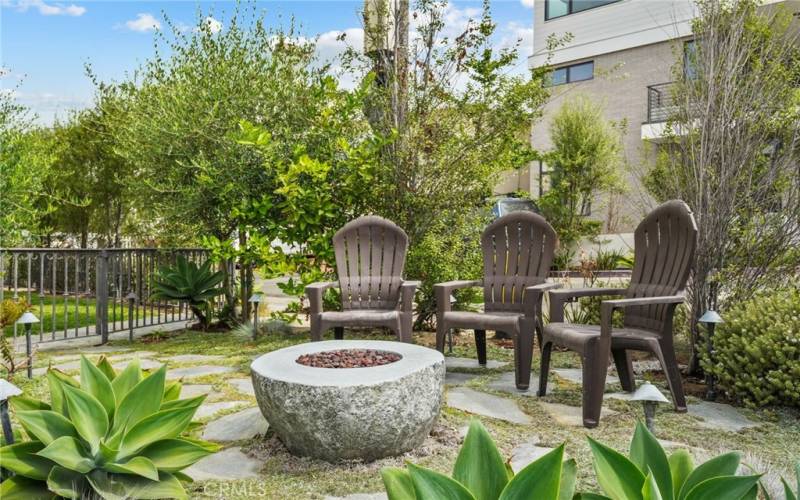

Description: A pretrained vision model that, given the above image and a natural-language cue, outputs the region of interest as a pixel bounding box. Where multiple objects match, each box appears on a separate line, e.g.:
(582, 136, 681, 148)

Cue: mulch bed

(296, 349, 401, 368)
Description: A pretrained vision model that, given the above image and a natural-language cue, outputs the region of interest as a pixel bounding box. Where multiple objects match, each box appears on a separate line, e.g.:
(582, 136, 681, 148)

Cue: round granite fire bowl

(251, 340, 445, 462)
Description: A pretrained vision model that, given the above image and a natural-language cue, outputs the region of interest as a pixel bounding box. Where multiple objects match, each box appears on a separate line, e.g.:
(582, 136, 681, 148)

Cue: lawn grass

(11, 327, 800, 499)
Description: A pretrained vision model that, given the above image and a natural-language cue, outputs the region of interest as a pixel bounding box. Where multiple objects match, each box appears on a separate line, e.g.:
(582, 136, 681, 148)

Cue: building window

(545, 61, 594, 87)
(684, 40, 697, 80)
(545, 0, 621, 20)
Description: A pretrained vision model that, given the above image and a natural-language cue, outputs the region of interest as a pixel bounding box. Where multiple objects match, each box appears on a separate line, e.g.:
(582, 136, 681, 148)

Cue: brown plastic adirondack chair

(306, 216, 420, 343)
(434, 212, 560, 390)
(539, 200, 698, 428)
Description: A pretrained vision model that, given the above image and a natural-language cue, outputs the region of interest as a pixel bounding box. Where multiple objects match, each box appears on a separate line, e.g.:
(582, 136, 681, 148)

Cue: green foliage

(702, 287, 800, 408)
(0, 357, 219, 499)
(779, 462, 799, 500)
(381, 419, 576, 500)
(538, 95, 625, 250)
(585, 421, 761, 500)
(151, 255, 225, 329)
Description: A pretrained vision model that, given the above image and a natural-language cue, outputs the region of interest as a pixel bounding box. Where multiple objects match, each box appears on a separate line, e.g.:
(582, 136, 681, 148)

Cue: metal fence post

(96, 250, 109, 344)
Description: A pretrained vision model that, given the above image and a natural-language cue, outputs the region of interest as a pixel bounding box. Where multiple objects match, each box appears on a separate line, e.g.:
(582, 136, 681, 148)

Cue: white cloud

(520, 0, 535, 8)
(125, 13, 161, 33)
(10, 0, 85, 16)
(314, 28, 365, 89)
(499, 21, 534, 58)
(196, 16, 222, 34)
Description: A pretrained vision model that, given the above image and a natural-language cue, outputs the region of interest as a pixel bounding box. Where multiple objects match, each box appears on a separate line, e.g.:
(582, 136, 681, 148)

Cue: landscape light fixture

(249, 293, 264, 340)
(15, 312, 39, 379)
(0, 379, 22, 445)
(631, 381, 669, 433)
(126, 292, 138, 342)
(699, 309, 724, 401)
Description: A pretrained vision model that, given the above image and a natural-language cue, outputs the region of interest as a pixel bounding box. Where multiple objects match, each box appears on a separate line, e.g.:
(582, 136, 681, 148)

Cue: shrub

(0, 357, 219, 499)
(704, 287, 800, 408)
(151, 255, 225, 330)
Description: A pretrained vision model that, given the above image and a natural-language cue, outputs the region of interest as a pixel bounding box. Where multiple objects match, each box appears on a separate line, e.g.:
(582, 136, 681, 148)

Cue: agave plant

(779, 463, 799, 500)
(382, 419, 577, 500)
(0, 356, 219, 499)
(151, 255, 225, 330)
(582, 421, 762, 500)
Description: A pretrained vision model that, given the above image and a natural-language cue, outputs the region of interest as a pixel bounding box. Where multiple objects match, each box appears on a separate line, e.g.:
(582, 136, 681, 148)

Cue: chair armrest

(305, 281, 337, 315)
(434, 280, 482, 313)
(400, 280, 421, 313)
(549, 287, 627, 323)
(523, 282, 563, 318)
(600, 295, 685, 339)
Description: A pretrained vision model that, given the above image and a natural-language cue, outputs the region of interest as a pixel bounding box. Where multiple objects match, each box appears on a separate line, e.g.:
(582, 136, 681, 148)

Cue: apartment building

(493, 0, 796, 232)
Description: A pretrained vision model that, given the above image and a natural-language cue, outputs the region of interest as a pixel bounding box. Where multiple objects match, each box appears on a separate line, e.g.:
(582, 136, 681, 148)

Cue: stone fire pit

(251, 340, 445, 462)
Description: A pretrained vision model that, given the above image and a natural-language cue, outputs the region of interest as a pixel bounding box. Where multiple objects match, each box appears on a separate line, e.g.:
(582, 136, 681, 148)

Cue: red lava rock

(296, 349, 402, 368)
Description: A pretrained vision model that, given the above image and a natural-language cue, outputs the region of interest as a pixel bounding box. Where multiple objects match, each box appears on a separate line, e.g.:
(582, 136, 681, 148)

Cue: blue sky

(1, 0, 535, 125)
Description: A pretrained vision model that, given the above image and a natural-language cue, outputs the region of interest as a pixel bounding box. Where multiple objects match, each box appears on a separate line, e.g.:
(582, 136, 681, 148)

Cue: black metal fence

(0, 248, 232, 344)
(646, 81, 677, 123)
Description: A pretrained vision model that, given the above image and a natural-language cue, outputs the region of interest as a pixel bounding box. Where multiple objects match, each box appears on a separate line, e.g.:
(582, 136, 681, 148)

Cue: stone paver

(112, 359, 163, 371)
(195, 401, 248, 419)
(553, 368, 617, 386)
(446, 387, 532, 425)
(510, 438, 554, 473)
(486, 371, 548, 396)
(228, 377, 255, 396)
(688, 401, 759, 432)
(324, 494, 387, 500)
(167, 365, 234, 380)
(445, 357, 508, 370)
(184, 447, 262, 481)
(107, 351, 157, 361)
(161, 354, 225, 363)
(539, 402, 618, 427)
(445, 372, 479, 386)
(180, 384, 215, 399)
(202, 407, 269, 442)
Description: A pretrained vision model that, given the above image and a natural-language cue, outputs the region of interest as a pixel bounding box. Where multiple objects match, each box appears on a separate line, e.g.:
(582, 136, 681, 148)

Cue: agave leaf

(784, 478, 798, 500)
(0, 441, 53, 480)
(62, 384, 108, 453)
(118, 406, 197, 458)
(36, 436, 95, 473)
(669, 450, 694, 498)
(559, 459, 578, 500)
(16, 410, 79, 445)
(88, 470, 188, 500)
(499, 444, 564, 500)
(95, 356, 117, 381)
(47, 465, 88, 499)
(0, 475, 55, 500)
(163, 381, 182, 402)
(111, 358, 142, 403)
(642, 471, 663, 500)
(113, 364, 166, 433)
(587, 436, 645, 500)
(99, 439, 119, 464)
(630, 422, 672, 500)
(172, 471, 194, 483)
(381, 467, 417, 500)
(408, 463, 476, 500)
(80, 356, 116, 419)
(46, 369, 79, 417)
(683, 475, 761, 500)
(453, 419, 509, 500)
(105, 456, 160, 481)
(139, 438, 221, 472)
(159, 394, 206, 412)
(9, 396, 50, 412)
(574, 495, 613, 500)
(678, 452, 741, 500)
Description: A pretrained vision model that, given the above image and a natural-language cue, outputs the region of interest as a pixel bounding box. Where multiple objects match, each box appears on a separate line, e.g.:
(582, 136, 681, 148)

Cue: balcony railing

(646, 82, 677, 123)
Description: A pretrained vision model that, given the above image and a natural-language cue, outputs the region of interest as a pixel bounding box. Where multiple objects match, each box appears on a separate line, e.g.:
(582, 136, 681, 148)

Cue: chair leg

(653, 340, 687, 412)
(514, 323, 534, 391)
(400, 312, 413, 343)
(310, 317, 324, 341)
(582, 349, 609, 428)
(435, 320, 448, 353)
(334, 327, 344, 340)
(475, 329, 487, 366)
(538, 341, 552, 397)
(612, 348, 636, 392)
(535, 314, 544, 352)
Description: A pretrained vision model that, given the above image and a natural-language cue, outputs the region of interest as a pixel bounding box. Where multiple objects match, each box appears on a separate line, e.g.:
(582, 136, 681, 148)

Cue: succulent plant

(382, 419, 577, 500)
(151, 255, 225, 330)
(0, 356, 219, 499)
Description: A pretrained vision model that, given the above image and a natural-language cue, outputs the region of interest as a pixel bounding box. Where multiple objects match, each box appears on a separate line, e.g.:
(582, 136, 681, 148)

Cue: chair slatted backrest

(481, 212, 558, 313)
(333, 216, 408, 310)
(624, 200, 698, 331)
